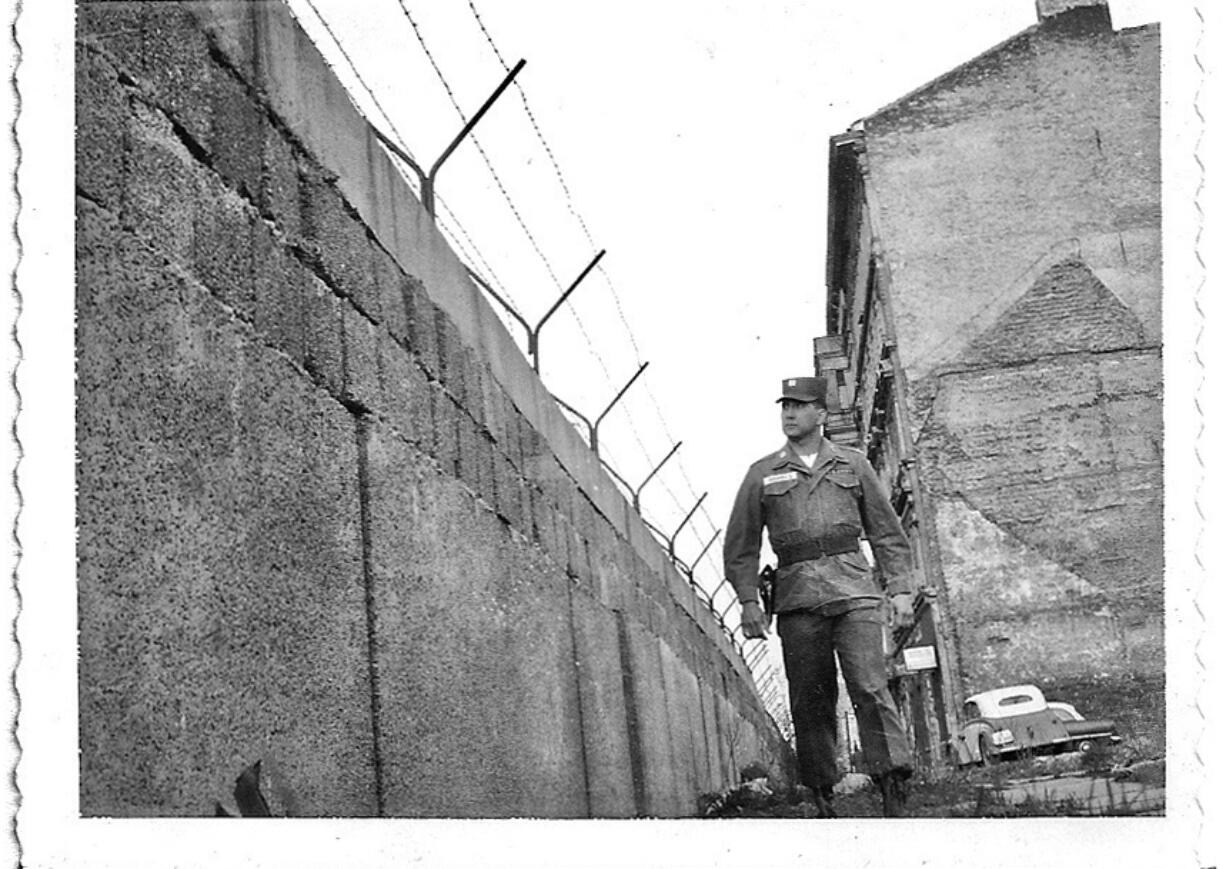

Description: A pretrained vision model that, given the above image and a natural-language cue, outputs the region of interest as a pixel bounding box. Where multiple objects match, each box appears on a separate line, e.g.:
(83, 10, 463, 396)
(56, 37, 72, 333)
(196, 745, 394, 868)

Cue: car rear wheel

(1077, 740, 1094, 754)
(979, 734, 998, 766)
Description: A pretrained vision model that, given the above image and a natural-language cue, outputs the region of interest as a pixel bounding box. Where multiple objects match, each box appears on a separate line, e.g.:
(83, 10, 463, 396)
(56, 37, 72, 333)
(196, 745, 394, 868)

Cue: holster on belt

(758, 565, 776, 619)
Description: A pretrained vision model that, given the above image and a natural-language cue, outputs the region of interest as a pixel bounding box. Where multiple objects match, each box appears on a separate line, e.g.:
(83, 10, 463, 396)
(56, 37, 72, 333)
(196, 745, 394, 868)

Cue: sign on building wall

(903, 645, 938, 672)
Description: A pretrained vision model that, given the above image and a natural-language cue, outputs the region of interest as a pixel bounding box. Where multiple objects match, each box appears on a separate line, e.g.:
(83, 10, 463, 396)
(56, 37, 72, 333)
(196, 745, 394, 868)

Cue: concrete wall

(76, 0, 787, 817)
(857, 10, 1162, 714)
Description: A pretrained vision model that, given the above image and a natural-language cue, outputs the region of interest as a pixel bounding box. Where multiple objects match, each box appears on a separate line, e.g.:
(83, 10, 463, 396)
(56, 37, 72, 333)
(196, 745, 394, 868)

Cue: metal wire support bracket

(596, 459, 634, 501)
(667, 493, 707, 563)
(677, 529, 720, 577)
(467, 267, 531, 346)
(632, 441, 682, 514)
(530, 250, 606, 373)
(692, 584, 715, 610)
(551, 363, 648, 457)
(593, 459, 677, 549)
(373, 59, 527, 218)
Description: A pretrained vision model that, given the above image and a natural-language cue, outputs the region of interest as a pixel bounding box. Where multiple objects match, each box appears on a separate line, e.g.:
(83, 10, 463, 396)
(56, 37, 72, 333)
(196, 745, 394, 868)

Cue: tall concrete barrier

(76, 0, 791, 817)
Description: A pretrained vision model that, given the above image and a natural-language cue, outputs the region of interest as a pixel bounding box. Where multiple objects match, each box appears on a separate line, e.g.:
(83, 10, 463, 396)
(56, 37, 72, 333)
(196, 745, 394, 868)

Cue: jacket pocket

(762, 476, 802, 535)
(820, 465, 863, 534)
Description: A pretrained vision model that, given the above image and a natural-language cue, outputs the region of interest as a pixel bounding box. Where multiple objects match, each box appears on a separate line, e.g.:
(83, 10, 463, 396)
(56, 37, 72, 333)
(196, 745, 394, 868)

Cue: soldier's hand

(741, 601, 770, 639)
(890, 592, 916, 629)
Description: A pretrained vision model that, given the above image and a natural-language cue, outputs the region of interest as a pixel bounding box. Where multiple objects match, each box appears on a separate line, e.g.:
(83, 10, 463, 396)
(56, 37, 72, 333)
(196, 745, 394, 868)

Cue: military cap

(777, 376, 827, 406)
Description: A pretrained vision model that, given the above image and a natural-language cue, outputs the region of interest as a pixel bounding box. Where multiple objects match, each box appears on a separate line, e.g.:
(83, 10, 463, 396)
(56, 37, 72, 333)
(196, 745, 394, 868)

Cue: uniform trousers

(778, 606, 912, 791)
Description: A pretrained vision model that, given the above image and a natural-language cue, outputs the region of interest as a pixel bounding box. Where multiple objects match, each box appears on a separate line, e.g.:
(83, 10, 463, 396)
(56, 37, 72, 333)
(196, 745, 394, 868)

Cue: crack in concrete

(353, 414, 386, 816)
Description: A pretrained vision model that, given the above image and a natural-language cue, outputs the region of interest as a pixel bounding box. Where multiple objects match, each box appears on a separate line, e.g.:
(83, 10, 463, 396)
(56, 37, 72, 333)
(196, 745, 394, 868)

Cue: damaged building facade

(821, 0, 1161, 772)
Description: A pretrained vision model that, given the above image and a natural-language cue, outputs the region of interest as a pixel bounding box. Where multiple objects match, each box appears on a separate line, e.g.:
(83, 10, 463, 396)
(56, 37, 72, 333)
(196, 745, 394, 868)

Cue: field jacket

(723, 437, 915, 614)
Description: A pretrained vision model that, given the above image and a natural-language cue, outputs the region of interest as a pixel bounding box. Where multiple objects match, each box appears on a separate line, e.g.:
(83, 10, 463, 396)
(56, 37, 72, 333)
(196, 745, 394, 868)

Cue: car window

(964, 701, 980, 718)
(999, 694, 1035, 707)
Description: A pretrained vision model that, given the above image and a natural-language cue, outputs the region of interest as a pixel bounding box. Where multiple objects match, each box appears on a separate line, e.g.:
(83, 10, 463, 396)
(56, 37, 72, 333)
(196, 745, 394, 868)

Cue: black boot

(876, 768, 911, 818)
(816, 785, 838, 819)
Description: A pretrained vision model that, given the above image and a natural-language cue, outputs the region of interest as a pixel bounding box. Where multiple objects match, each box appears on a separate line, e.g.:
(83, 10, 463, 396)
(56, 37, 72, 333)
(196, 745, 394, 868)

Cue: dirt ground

(700, 672, 1166, 819)
(823, 756, 1165, 818)
(700, 720, 1165, 818)
(700, 755, 1165, 818)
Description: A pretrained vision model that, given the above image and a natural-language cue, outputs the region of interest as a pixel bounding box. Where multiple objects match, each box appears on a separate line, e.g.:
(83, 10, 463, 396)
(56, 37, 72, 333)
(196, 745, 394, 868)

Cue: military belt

(776, 539, 858, 567)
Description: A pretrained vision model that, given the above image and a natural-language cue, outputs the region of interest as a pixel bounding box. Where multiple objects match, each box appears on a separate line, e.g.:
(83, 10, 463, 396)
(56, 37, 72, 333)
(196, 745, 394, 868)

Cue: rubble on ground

(833, 772, 873, 795)
(697, 764, 820, 818)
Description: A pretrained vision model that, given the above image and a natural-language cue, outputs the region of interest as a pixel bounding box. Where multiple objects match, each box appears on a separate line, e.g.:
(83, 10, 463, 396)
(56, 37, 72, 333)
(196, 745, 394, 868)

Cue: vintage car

(953, 684, 1122, 766)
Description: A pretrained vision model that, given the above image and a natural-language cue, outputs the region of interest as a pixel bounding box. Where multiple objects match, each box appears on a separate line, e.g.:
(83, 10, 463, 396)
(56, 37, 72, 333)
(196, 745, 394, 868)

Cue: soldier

(723, 376, 916, 817)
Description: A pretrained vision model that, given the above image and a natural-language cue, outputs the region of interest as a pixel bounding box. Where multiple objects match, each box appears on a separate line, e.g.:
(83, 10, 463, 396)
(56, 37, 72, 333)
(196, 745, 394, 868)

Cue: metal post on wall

(667, 493, 707, 563)
(529, 250, 606, 373)
(633, 441, 682, 513)
(467, 267, 531, 349)
(682, 575, 715, 611)
(597, 459, 636, 504)
(678, 529, 720, 578)
(372, 59, 526, 219)
(676, 524, 720, 607)
(551, 362, 648, 457)
(730, 624, 745, 650)
(589, 362, 647, 456)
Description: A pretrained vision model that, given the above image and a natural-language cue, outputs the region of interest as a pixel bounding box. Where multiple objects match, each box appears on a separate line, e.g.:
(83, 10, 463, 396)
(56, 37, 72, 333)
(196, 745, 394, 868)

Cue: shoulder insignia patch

(763, 471, 798, 486)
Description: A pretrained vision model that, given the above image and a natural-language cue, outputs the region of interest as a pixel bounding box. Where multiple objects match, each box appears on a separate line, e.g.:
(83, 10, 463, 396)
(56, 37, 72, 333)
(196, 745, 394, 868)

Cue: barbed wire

(394, 3, 559, 285)
(298, 0, 422, 173)
(464, 2, 594, 247)
(393, 1, 620, 389)
(292, 0, 627, 450)
(463, 1, 644, 361)
(292, 0, 519, 312)
(458, 0, 724, 536)
(291, 0, 777, 703)
(293, 0, 696, 543)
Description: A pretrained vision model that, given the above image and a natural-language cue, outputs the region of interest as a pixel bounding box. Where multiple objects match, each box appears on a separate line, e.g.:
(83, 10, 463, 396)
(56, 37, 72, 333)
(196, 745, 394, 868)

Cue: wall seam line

(354, 415, 387, 816)
(564, 583, 594, 818)
(614, 611, 647, 816)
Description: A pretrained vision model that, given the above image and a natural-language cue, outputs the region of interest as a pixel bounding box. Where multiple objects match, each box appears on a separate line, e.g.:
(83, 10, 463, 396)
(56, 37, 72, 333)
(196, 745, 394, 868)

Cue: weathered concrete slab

(77, 200, 377, 816)
(710, 694, 738, 786)
(697, 682, 727, 794)
(567, 588, 638, 818)
(362, 423, 588, 817)
(616, 615, 685, 817)
(659, 640, 705, 813)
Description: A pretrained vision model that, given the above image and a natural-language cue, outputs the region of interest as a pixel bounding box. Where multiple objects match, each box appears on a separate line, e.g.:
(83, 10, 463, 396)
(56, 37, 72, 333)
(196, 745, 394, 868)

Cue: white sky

(285, 0, 1167, 608)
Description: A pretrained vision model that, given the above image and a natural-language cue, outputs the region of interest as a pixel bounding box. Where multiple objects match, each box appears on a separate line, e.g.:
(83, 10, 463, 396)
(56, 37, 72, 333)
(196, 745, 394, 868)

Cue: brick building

(821, 0, 1161, 772)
